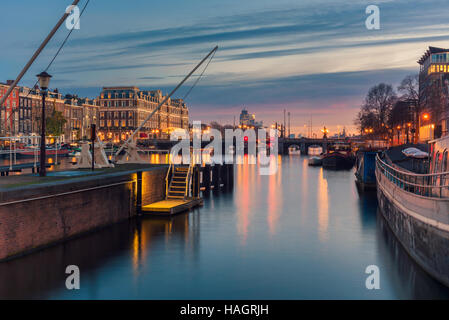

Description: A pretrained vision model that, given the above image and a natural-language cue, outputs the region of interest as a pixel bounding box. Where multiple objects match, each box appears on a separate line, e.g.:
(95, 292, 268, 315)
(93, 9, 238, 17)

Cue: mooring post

(204, 164, 211, 192)
(228, 164, 234, 189)
(213, 164, 221, 190)
(220, 163, 227, 188)
(193, 165, 200, 198)
(136, 171, 142, 215)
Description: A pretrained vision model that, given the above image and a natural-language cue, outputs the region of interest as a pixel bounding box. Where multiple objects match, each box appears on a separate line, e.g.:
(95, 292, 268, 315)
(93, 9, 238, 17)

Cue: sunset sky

(2, 0, 449, 136)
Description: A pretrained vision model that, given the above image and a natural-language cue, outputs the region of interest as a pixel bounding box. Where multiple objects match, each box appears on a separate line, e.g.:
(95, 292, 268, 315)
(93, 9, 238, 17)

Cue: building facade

(0, 81, 20, 136)
(17, 86, 99, 143)
(63, 95, 100, 141)
(98, 86, 189, 143)
(418, 46, 449, 140)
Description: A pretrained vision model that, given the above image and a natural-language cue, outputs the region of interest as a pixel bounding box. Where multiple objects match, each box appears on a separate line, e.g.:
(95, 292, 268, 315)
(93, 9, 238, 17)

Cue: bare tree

(360, 83, 397, 136)
(398, 74, 419, 101)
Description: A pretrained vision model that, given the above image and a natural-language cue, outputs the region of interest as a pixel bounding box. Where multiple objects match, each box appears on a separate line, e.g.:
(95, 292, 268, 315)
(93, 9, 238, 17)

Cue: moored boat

(308, 145, 323, 156)
(322, 143, 355, 170)
(288, 145, 301, 155)
(376, 138, 449, 287)
(17, 147, 71, 158)
(308, 155, 322, 166)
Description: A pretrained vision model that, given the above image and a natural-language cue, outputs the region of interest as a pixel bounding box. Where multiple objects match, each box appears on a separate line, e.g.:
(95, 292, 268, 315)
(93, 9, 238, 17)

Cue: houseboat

(308, 145, 323, 156)
(322, 142, 355, 170)
(375, 136, 449, 287)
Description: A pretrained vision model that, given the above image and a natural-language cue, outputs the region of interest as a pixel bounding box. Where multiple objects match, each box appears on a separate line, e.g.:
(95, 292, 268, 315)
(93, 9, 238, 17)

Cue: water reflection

(1, 155, 449, 299)
(317, 168, 329, 242)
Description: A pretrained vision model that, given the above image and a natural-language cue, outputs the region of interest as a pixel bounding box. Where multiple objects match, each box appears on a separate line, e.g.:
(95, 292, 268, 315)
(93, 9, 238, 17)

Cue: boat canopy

(402, 147, 429, 159)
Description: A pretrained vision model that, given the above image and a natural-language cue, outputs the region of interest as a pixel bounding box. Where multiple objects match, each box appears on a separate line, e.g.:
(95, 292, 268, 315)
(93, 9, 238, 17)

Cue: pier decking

(142, 198, 203, 215)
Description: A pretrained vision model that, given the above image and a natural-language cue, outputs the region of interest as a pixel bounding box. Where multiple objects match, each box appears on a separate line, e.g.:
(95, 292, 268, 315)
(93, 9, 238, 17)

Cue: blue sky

(1, 0, 449, 135)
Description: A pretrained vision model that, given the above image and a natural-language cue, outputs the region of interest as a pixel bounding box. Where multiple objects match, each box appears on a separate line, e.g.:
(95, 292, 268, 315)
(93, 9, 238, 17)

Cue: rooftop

(418, 46, 449, 65)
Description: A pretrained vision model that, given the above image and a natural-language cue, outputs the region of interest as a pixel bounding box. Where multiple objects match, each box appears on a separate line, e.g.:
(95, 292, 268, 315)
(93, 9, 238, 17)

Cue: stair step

(169, 191, 185, 194)
(167, 196, 184, 199)
(170, 186, 185, 189)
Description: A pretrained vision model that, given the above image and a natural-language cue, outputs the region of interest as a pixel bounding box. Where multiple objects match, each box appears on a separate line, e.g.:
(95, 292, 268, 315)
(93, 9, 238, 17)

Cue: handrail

(376, 154, 449, 198)
(165, 161, 173, 198)
(184, 155, 193, 199)
(377, 154, 449, 177)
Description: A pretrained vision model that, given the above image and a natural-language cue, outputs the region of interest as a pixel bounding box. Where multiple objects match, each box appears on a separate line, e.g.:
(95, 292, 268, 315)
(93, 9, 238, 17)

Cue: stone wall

(0, 166, 167, 261)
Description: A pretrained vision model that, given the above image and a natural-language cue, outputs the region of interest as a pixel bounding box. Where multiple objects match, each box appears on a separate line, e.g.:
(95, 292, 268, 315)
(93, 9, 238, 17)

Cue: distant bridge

(140, 137, 355, 155)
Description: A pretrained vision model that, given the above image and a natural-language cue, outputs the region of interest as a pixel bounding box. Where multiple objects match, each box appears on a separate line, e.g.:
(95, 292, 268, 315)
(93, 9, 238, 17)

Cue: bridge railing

(376, 154, 449, 198)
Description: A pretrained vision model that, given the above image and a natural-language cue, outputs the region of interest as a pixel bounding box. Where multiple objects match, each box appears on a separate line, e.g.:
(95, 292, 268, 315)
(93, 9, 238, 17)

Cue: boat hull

(17, 149, 71, 158)
(308, 156, 322, 166)
(376, 168, 449, 287)
(322, 153, 354, 170)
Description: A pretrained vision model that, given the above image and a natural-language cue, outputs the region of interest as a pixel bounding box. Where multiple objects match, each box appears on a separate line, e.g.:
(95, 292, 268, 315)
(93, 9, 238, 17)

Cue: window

(443, 150, 448, 172)
(114, 120, 119, 127)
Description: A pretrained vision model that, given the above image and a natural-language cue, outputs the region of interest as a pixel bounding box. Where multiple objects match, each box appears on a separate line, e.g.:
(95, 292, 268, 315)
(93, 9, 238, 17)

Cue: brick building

(0, 81, 20, 136)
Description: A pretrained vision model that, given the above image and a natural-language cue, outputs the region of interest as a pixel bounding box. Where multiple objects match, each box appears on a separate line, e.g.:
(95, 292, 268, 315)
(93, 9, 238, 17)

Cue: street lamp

(36, 71, 52, 177)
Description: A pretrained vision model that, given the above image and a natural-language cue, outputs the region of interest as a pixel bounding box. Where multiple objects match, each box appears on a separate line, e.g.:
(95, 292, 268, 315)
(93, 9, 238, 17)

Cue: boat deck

(142, 198, 203, 215)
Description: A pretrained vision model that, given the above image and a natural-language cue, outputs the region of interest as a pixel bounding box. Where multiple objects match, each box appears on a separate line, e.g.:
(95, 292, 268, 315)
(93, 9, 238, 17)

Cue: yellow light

(431, 124, 435, 129)
(423, 113, 429, 120)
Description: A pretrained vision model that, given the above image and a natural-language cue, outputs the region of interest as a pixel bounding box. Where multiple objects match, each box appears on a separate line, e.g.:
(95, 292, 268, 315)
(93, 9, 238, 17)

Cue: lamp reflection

(317, 168, 329, 241)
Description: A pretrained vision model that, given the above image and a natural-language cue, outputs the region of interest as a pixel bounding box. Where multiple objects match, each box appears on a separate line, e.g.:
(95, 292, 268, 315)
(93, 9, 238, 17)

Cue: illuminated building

(418, 46, 449, 139)
(239, 109, 263, 128)
(98, 87, 189, 142)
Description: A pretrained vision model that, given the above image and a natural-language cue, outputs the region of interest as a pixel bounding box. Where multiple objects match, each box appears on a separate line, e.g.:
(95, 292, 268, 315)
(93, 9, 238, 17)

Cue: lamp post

(36, 71, 52, 177)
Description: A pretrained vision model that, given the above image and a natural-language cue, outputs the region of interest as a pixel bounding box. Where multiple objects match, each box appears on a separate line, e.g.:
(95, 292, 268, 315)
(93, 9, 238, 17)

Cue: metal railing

(376, 154, 449, 198)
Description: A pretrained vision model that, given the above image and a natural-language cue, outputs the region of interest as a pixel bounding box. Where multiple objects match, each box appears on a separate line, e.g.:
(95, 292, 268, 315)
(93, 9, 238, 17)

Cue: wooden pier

(142, 198, 203, 215)
(141, 163, 233, 216)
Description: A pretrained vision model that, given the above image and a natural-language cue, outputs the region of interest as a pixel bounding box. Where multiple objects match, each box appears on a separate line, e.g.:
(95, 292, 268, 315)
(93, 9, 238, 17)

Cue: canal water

(0, 155, 448, 299)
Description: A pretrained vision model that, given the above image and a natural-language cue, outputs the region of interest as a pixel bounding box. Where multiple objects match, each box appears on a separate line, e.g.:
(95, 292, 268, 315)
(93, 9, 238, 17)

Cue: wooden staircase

(166, 165, 190, 200)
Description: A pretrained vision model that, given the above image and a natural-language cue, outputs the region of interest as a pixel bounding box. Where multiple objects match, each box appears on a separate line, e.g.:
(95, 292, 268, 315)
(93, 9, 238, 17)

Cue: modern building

(239, 109, 263, 128)
(418, 46, 449, 140)
(98, 86, 189, 142)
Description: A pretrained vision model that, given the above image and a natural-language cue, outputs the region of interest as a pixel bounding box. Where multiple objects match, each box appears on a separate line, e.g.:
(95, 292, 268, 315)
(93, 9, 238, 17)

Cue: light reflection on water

(0, 155, 448, 299)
